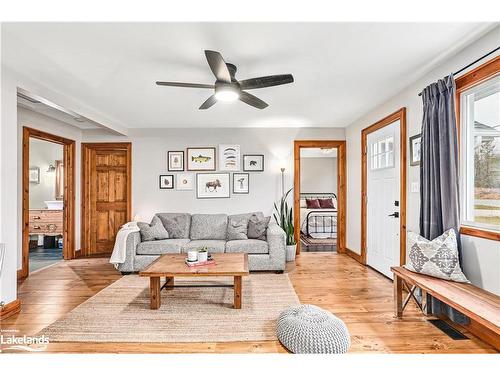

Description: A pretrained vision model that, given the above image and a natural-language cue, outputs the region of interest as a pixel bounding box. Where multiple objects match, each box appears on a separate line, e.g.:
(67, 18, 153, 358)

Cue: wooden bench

(391, 266, 500, 350)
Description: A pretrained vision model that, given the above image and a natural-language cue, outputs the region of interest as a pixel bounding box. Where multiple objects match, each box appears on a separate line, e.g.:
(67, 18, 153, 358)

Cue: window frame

(456, 55, 500, 242)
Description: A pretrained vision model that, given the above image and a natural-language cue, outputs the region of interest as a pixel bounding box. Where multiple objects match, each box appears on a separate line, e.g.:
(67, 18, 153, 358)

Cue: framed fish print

(176, 173, 194, 190)
(167, 151, 184, 171)
(196, 173, 230, 199)
(233, 173, 249, 194)
(219, 144, 240, 171)
(159, 174, 174, 189)
(187, 147, 216, 171)
(243, 154, 264, 171)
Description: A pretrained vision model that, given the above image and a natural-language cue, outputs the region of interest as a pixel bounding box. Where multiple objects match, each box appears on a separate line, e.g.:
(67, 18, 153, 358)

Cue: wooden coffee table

(139, 253, 249, 310)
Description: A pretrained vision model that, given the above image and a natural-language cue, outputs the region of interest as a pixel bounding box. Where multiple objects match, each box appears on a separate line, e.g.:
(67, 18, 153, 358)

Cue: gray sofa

(117, 212, 286, 273)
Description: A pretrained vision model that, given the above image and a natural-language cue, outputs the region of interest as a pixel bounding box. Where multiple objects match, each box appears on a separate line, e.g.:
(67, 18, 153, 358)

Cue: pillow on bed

(318, 198, 335, 209)
(300, 199, 307, 208)
(306, 199, 321, 209)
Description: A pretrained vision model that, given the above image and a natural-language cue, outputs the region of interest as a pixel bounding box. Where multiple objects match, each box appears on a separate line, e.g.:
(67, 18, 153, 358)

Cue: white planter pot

(286, 245, 297, 262)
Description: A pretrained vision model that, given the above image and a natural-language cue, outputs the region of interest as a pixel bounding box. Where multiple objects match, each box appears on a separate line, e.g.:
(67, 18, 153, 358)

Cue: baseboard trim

(74, 249, 82, 258)
(1, 299, 21, 320)
(345, 248, 363, 264)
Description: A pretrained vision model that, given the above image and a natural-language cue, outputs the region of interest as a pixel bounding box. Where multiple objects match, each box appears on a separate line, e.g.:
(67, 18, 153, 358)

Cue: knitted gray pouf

(276, 304, 350, 354)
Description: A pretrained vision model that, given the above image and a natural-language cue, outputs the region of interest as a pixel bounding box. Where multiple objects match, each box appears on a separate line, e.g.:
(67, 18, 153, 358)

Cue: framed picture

(409, 134, 422, 166)
(243, 154, 264, 171)
(176, 173, 194, 190)
(219, 144, 240, 171)
(29, 167, 40, 184)
(159, 174, 174, 189)
(196, 173, 230, 199)
(187, 147, 216, 171)
(167, 151, 184, 171)
(233, 173, 249, 194)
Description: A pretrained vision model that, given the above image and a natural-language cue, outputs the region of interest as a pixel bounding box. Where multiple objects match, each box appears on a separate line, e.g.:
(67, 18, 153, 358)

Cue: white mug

(198, 251, 208, 262)
(187, 251, 198, 262)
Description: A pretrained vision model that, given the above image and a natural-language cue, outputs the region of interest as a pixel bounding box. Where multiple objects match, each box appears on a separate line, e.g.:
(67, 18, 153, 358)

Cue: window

(459, 66, 500, 236)
(371, 135, 394, 170)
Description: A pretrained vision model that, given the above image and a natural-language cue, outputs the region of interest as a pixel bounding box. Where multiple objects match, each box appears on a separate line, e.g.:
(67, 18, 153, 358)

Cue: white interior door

(366, 120, 400, 278)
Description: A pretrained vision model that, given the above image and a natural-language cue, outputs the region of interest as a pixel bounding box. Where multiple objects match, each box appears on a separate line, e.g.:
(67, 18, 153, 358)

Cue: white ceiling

(2, 22, 493, 129)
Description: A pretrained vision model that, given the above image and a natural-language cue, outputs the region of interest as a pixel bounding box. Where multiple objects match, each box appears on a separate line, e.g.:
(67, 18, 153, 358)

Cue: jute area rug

(39, 273, 299, 343)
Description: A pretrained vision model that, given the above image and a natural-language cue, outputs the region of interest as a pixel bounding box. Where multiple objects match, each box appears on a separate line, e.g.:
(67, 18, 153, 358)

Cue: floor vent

(428, 319, 469, 340)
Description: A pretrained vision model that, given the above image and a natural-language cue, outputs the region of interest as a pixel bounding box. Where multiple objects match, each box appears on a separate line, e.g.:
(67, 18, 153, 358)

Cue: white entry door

(366, 120, 400, 278)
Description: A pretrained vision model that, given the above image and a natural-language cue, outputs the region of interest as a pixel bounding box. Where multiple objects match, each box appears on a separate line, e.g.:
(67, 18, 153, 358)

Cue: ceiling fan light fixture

(214, 87, 239, 102)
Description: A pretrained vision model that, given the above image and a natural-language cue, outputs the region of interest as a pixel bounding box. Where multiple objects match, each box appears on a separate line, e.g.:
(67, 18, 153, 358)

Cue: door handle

(388, 212, 399, 218)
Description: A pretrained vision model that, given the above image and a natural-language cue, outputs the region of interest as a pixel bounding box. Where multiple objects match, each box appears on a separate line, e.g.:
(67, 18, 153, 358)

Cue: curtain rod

(418, 46, 500, 97)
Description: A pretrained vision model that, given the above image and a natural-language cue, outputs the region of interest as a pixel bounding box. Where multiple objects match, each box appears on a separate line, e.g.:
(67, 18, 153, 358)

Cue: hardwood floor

(2, 253, 497, 353)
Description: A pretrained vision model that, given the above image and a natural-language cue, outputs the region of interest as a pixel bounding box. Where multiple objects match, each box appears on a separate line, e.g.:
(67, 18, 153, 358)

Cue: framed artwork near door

(187, 147, 216, 171)
(243, 154, 264, 171)
(409, 134, 421, 166)
(360, 108, 407, 272)
(167, 151, 184, 171)
(233, 173, 249, 194)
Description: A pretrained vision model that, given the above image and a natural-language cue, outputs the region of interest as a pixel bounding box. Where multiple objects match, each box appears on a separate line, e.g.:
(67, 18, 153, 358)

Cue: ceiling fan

(156, 50, 294, 110)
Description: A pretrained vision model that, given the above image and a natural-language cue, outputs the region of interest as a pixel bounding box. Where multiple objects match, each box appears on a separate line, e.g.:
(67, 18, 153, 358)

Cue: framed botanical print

(233, 173, 249, 194)
(243, 154, 264, 171)
(187, 147, 216, 171)
(219, 144, 240, 171)
(196, 173, 230, 199)
(176, 173, 194, 190)
(29, 167, 40, 184)
(159, 174, 174, 189)
(409, 134, 422, 166)
(167, 151, 184, 171)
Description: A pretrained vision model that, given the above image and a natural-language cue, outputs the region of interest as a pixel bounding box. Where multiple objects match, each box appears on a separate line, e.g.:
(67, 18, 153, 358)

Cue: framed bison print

(196, 173, 230, 199)
(167, 151, 184, 171)
(243, 154, 264, 171)
(219, 144, 240, 171)
(187, 147, 216, 171)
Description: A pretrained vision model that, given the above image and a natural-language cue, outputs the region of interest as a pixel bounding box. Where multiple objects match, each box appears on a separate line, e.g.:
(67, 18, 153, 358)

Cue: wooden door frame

(361, 108, 407, 266)
(293, 140, 347, 255)
(81, 142, 132, 256)
(20, 127, 76, 279)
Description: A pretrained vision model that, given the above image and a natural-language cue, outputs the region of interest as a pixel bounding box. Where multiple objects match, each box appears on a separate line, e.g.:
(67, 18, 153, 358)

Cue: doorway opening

(21, 127, 76, 278)
(293, 140, 346, 255)
(361, 108, 407, 278)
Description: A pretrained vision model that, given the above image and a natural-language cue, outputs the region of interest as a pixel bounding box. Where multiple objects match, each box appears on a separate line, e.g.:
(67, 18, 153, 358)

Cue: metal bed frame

(300, 193, 338, 238)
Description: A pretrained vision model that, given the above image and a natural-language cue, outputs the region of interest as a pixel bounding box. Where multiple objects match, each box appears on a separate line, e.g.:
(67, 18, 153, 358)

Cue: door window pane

(371, 136, 395, 170)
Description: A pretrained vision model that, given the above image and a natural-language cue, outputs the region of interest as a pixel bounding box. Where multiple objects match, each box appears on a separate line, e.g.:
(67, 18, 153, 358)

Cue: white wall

(29, 139, 63, 209)
(300, 157, 337, 195)
(84, 127, 345, 222)
(345, 26, 500, 294)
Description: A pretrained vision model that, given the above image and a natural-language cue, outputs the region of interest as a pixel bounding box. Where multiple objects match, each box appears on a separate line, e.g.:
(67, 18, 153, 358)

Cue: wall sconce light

(46, 164, 56, 172)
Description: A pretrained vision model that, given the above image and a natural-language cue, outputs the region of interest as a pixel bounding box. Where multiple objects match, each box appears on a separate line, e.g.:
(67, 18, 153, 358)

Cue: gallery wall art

(187, 147, 216, 171)
(168, 151, 184, 171)
(243, 154, 264, 171)
(219, 144, 240, 171)
(159, 174, 174, 189)
(176, 173, 194, 190)
(196, 173, 230, 199)
(233, 173, 249, 194)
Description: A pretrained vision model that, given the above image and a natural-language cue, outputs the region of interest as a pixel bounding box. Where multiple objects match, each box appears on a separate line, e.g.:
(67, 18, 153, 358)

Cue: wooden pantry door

(81, 143, 131, 255)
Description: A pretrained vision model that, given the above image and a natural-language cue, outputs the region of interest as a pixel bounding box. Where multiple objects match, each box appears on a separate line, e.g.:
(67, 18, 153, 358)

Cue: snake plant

(273, 188, 296, 246)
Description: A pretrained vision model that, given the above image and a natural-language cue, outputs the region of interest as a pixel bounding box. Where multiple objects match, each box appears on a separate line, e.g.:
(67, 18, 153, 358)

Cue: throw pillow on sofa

(405, 229, 469, 283)
(247, 215, 270, 241)
(227, 217, 248, 240)
(137, 216, 169, 242)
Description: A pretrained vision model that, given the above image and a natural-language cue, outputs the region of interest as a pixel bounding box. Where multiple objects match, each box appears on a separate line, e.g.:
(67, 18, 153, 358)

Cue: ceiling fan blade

(239, 74, 294, 90)
(199, 95, 217, 110)
(239, 91, 268, 109)
(156, 81, 214, 89)
(204, 50, 231, 83)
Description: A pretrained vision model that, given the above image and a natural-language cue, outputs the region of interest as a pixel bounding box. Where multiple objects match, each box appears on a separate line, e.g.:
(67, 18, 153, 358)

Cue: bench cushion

(226, 239, 268, 254)
(181, 240, 226, 253)
(136, 239, 190, 255)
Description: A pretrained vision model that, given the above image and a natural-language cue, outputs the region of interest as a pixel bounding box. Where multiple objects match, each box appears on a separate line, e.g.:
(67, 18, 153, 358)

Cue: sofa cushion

(181, 240, 226, 253)
(137, 216, 169, 242)
(136, 238, 190, 255)
(226, 239, 269, 254)
(190, 214, 228, 240)
(248, 215, 271, 240)
(227, 217, 248, 240)
(157, 213, 191, 239)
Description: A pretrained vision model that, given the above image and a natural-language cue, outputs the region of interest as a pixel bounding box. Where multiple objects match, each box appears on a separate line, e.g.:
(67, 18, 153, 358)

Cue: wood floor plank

(1, 253, 497, 353)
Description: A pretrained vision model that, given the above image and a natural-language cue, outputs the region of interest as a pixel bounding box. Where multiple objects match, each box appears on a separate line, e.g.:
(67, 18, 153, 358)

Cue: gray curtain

(419, 74, 468, 324)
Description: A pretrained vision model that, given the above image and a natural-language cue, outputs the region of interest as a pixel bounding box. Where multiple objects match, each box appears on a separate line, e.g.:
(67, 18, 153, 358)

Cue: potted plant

(273, 188, 297, 262)
(198, 246, 208, 262)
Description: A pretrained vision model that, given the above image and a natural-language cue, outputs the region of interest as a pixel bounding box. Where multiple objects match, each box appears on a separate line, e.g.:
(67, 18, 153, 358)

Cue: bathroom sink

(45, 200, 63, 210)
